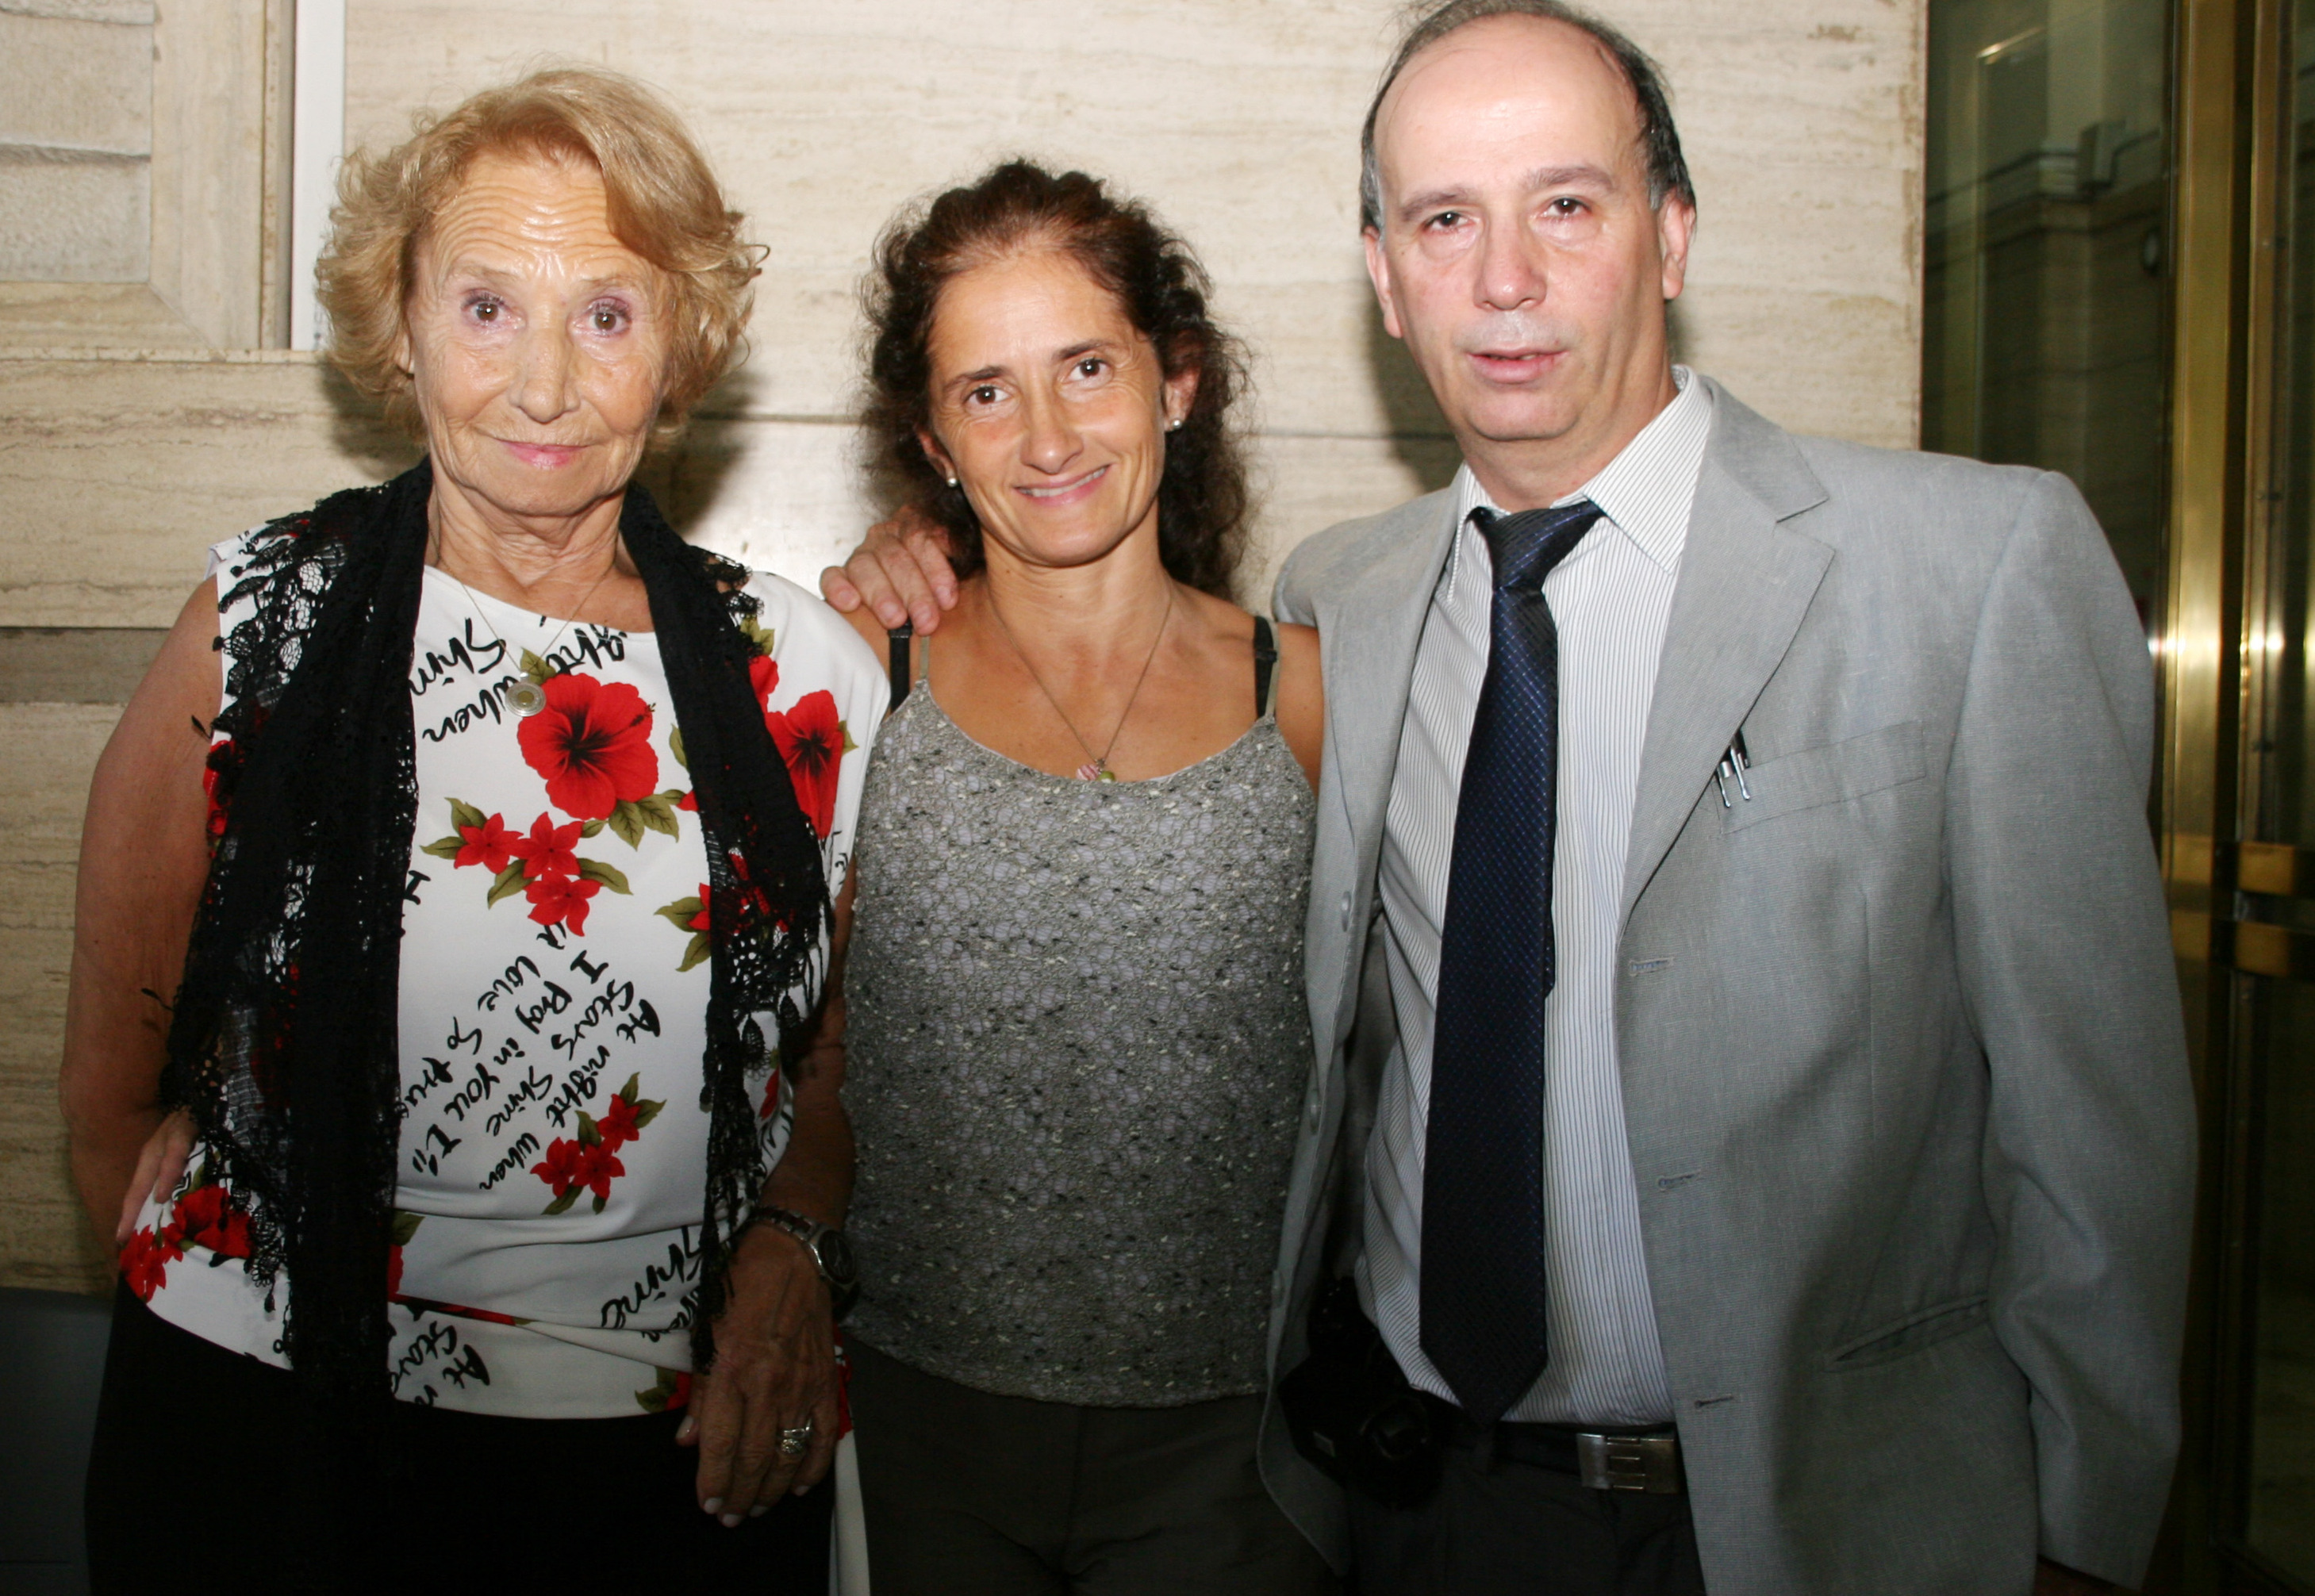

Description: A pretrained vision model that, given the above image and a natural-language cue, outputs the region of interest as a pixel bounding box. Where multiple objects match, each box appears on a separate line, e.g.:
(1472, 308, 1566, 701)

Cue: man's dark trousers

(1349, 1434, 1706, 1596)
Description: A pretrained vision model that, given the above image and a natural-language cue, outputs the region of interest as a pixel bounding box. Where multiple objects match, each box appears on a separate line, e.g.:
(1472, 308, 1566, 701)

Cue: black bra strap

(887, 622, 913, 711)
(1253, 616, 1279, 718)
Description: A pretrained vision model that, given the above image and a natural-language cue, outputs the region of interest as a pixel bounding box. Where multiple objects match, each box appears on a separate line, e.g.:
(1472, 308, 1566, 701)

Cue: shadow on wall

(49, 1145, 113, 1298)
(323, 362, 423, 486)
(1363, 293, 1462, 497)
(638, 364, 763, 535)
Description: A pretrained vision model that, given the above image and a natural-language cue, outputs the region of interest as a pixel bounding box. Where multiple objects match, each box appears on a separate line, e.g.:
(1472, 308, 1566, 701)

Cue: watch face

(816, 1227, 858, 1289)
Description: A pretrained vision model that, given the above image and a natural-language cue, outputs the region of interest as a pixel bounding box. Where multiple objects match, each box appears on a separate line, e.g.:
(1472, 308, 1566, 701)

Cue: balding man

(1257, 4, 2190, 1594)
(823, 4, 2194, 1593)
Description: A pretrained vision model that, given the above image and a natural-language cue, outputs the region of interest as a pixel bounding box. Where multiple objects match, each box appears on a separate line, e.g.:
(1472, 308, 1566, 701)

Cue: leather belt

(1440, 1404, 1687, 1494)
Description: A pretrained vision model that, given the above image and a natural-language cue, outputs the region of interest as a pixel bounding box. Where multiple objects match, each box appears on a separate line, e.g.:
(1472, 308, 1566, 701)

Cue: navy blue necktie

(1419, 499, 1603, 1425)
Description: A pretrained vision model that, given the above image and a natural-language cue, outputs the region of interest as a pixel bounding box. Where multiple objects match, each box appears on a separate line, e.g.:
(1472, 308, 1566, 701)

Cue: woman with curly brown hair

(828, 160, 1336, 1594)
(62, 68, 881, 1590)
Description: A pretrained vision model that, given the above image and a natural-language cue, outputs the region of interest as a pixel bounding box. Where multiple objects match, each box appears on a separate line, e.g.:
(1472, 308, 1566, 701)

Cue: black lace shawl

(160, 459, 830, 1402)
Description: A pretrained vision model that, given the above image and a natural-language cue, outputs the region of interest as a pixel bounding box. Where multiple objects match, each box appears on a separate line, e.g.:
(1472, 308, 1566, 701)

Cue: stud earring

(1168, 418, 1183, 432)
(945, 477, 958, 487)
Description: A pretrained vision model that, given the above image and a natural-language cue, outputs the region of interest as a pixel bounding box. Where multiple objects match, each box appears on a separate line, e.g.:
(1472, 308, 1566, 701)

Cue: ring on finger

(777, 1421, 814, 1458)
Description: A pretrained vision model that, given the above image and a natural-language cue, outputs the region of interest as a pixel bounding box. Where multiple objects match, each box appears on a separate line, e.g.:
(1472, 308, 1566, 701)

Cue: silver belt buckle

(1575, 1432, 1684, 1494)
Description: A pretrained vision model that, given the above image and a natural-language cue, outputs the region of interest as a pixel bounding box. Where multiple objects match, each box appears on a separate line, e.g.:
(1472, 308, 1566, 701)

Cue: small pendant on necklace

(509, 680, 547, 716)
(1076, 760, 1114, 783)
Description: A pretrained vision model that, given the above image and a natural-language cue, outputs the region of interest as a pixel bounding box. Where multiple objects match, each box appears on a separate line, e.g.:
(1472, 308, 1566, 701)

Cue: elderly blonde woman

(61, 69, 881, 1588)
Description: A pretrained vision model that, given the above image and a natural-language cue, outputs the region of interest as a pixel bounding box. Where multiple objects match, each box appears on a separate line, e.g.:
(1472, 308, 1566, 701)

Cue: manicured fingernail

(721, 1512, 743, 1528)
(702, 1497, 722, 1515)
(675, 1416, 697, 1443)
(749, 1504, 770, 1518)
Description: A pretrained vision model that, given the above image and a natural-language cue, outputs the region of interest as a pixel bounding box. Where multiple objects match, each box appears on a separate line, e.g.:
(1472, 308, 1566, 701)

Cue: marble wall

(0, 0, 1927, 1292)
(0, 2, 156, 282)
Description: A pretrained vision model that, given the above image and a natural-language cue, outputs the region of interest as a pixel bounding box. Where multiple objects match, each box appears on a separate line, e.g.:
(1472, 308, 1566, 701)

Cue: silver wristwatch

(753, 1207, 858, 1320)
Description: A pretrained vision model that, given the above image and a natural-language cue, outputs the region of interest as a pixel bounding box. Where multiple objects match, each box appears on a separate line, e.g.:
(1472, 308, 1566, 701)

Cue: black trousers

(1348, 1430, 1707, 1596)
(84, 1281, 830, 1594)
(847, 1336, 1339, 1596)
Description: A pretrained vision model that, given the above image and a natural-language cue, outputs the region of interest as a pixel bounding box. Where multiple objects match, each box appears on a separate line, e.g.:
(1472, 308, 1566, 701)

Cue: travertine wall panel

(0, 0, 1929, 1294)
(0, 160, 152, 283)
(0, 282, 213, 347)
(340, 0, 1923, 448)
(0, 354, 411, 627)
(0, 356, 1448, 623)
(0, 11, 153, 154)
(344, 0, 1396, 437)
(0, 704, 125, 1295)
(1636, 1, 1923, 445)
(0, 8, 155, 282)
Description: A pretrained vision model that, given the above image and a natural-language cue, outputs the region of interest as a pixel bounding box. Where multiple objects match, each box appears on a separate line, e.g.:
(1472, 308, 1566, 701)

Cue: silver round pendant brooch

(509, 680, 547, 716)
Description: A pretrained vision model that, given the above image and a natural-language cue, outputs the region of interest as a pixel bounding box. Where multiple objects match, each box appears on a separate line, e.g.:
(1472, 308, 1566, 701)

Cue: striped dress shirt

(1360, 368, 1714, 1426)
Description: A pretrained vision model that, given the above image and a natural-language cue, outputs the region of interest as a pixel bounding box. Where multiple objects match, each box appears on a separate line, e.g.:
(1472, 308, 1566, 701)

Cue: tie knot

(1475, 501, 1604, 593)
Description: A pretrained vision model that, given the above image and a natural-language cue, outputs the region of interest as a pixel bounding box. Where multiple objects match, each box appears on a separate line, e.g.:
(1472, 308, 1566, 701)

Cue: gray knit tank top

(843, 654, 1316, 1407)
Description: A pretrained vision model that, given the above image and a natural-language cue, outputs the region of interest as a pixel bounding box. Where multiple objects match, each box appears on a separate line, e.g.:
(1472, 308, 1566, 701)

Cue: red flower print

(572, 1076, 662, 1178)
(455, 812, 517, 873)
(760, 1068, 783, 1122)
(688, 862, 775, 935)
(534, 1137, 626, 1208)
(532, 1138, 585, 1199)
(509, 813, 582, 881)
(163, 1183, 251, 1259)
(768, 690, 844, 837)
(524, 872, 601, 934)
(389, 1210, 421, 1297)
(576, 1142, 624, 1202)
(516, 673, 660, 820)
(202, 735, 245, 840)
(597, 1092, 642, 1150)
(392, 1292, 521, 1326)
(120, 1226, 181, 1302)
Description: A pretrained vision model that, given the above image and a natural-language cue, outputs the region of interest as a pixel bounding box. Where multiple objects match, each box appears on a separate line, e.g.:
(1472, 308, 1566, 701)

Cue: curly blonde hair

(317, 67, 759, 439)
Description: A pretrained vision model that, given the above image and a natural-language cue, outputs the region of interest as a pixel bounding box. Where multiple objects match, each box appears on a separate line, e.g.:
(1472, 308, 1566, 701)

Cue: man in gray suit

(824, 3, 2194, 1592)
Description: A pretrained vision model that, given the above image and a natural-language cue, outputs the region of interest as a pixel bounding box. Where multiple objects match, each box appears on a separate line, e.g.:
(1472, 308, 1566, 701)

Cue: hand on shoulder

(820, 506, 958, 635)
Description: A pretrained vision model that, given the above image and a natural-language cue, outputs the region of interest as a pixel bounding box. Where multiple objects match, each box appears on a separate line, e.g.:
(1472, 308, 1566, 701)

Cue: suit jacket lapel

(1619, 386, 1833, 924)
(1324, 493, 1460, 853)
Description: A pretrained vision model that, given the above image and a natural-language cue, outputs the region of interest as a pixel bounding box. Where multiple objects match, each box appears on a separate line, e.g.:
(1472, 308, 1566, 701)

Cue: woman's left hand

(677, 1222, 838, 1524)
(114, 1109, 196, 1247)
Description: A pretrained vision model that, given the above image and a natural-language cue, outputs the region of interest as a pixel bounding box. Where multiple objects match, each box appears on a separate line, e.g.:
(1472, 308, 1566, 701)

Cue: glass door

(2221, 6, 2315, 1587)
(1924, 0, 2174, 619)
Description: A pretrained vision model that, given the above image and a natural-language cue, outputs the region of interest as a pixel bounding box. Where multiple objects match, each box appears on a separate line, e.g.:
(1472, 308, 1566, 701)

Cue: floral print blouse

(121, 531, 885, 1418)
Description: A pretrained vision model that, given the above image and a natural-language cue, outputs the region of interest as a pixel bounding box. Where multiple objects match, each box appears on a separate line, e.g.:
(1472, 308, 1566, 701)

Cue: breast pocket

(1724, 719, 1926, 834)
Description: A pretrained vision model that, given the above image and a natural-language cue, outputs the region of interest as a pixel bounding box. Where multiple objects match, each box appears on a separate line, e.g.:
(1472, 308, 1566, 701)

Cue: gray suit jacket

(1261, 378, 2194, 1594)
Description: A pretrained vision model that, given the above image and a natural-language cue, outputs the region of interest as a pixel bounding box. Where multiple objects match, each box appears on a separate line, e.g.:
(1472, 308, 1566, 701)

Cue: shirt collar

(1448, 365, 1714, 578)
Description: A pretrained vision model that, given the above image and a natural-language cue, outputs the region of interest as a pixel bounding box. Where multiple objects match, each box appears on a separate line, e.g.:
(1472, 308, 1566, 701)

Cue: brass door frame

(2162, 0, 2304, 1588)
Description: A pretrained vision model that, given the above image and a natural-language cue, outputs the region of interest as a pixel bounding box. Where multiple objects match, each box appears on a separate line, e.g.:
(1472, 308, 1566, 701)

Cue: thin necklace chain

(437, 552, 616, 669)
(988, 580, 1176, 783)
